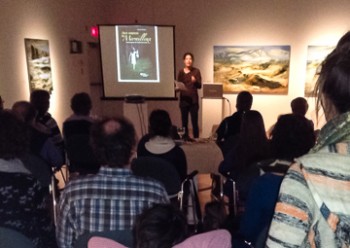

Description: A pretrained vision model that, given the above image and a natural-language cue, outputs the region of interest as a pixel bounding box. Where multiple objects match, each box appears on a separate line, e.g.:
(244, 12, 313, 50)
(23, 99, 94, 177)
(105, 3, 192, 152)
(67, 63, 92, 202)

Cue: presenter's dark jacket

(177, 67, 202, 107)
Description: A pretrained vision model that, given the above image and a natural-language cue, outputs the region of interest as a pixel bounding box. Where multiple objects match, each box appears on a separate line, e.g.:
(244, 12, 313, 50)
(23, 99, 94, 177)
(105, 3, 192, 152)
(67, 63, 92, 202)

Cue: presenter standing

(177, 52, 202, 140)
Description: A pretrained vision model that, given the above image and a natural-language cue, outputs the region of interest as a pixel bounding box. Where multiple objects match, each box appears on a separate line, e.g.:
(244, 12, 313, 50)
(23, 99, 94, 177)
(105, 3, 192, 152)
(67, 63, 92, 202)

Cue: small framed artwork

(24, 38, 53, 93)
(305, 45, 335, 97)
(214, 45, 290, 94)
(70, 40, 83, 54)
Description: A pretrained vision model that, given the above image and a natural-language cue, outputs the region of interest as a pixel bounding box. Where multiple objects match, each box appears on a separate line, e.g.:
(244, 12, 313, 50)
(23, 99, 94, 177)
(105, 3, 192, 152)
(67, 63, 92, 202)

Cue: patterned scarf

(312, 111, 350, 152)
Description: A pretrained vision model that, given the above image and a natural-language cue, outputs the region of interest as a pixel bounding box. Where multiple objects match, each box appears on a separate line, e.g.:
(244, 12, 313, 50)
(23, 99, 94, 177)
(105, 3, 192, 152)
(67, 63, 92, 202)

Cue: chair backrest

(0, 227, 35, 248)
(88, 237, 128, 248)
(74, 230, 133, 248)
(65, 134, 99, 174)
(210, 173, 223, 201)
(131, 156, 181, 196)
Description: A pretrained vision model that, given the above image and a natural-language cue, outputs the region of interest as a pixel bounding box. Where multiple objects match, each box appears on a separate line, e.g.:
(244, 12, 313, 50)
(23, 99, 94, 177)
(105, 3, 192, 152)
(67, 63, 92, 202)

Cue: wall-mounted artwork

(25, 39, 53, 93)
(305, 45, 334, 96)
(214, 45, 290, 94)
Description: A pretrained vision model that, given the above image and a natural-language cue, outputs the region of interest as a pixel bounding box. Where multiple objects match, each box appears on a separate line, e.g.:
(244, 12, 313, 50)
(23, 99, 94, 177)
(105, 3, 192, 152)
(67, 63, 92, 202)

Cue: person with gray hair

(56, 117, 169, 248)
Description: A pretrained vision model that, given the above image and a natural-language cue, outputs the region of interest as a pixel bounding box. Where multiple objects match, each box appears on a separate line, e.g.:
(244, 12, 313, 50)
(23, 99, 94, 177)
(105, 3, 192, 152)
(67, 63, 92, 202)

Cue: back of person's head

(291, 97, 308, 116)
(30, 89, 50, 116)
(0, 111, 29, 160)
(271, 114, 315, 161)
(12, 101, 37, 123)
(90, 117, 136, 168)
(240, 110, 267, 145)
(315, 32, 350, 119)
(133, 204, 188, 248)
(70, 92, 92, 116)
(236, 91, 253, 111)
(203, 201, 227, 232)
(149, 109, 172, 137)
(334, 31, 350, 54)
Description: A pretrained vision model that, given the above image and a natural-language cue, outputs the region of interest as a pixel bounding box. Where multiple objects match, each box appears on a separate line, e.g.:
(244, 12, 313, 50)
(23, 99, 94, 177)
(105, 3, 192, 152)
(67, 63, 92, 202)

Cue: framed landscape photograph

(25, 38, 53, 93)
(305, 45, 334, 96)
(214, 45, 290, 94)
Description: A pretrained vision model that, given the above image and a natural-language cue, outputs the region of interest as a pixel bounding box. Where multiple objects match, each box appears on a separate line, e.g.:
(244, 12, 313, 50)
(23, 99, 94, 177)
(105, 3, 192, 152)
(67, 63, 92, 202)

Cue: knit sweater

(266, 112, 350, 248)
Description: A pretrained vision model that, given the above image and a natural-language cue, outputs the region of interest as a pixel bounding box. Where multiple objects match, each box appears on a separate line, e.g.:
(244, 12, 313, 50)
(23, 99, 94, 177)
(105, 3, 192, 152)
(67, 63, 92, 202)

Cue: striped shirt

(56, 167, 169, 248)
(266, 142, 350, 248)
(37, 112, 64, 155)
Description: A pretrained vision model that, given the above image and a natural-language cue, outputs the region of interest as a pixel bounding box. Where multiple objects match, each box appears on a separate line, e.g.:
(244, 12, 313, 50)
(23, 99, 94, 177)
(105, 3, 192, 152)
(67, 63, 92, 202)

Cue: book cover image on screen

(117, 26, 159, 82)
(100, 24, 176, 99)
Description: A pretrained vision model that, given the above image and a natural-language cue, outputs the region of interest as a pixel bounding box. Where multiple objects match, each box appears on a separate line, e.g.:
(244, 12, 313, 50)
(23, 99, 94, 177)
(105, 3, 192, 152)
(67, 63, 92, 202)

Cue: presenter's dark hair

(183, 52, 194, 60)
(149, 109, 172, 137)
(90, 116, 136, 168)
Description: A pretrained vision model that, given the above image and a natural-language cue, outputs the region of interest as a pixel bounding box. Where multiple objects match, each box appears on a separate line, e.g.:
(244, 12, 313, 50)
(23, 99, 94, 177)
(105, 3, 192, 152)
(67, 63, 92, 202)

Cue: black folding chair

(177, 170, 202, 233)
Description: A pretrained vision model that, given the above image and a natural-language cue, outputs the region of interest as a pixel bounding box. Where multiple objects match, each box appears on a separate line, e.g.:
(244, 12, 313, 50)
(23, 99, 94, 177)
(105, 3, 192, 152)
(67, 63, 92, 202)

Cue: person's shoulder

(130, 174, 167, 191)
(62, 174, 97, 192)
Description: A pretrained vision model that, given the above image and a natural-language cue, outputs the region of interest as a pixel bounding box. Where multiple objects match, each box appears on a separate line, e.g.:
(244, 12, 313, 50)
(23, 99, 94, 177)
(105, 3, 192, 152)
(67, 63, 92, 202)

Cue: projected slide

(116, 26, 160, 82)
(100, 25, 175, 98)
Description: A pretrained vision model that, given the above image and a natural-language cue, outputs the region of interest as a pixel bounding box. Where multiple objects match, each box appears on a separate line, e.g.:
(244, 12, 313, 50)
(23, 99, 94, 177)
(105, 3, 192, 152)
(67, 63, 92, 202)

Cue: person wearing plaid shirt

(56, 117, 169, 248)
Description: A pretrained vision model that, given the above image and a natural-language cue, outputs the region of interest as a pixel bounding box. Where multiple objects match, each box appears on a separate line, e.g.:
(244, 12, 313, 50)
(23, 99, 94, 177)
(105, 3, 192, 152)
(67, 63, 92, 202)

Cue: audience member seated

(216, 91, 253, 156)
(173, 229, 232, 248)
(56, 117, 169, 248)
(133, 204, 188, 248)
(12, 100, 64, 169)
(266, 31, 350, 247)
(131, 156, 181, 197)
(137, 109, 187, 181)
(30, 89, 65, 157)
(235, 114, 315, 248)
(202, 201, 228, 232)
(267, 96, 314, 139)
(63, 92, 99, 174)
(218, 110, 271, 202)
(0, 111, 57, 248)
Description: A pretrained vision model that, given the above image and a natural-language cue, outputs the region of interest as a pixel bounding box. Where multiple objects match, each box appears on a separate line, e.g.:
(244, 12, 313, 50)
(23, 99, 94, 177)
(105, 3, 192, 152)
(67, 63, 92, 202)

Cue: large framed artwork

(214, 45, 290, 94)
(25, 38, 53, 93)
(305, 45, 334, 96)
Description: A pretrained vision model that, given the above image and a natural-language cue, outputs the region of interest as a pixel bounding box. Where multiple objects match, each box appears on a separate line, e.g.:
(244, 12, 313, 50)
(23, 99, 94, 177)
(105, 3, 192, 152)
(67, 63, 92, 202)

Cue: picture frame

(70, 40, 83, 54)
(24, 38, 53, 93)
(214, 45, 290, 94)
(305, 45, 335, 96)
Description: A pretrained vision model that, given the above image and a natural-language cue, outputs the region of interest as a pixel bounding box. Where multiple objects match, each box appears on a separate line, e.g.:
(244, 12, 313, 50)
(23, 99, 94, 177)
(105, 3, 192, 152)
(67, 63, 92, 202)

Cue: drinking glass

(177, 127, 185, 140)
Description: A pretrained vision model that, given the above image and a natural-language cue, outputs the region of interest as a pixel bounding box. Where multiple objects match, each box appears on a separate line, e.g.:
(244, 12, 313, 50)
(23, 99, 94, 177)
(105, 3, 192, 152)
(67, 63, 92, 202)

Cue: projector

(125, 95, 145, 104)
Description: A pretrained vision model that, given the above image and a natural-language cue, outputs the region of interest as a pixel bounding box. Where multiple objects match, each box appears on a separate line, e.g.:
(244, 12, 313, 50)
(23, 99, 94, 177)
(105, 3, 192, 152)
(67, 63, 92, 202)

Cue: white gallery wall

(0, 0, 349, 134)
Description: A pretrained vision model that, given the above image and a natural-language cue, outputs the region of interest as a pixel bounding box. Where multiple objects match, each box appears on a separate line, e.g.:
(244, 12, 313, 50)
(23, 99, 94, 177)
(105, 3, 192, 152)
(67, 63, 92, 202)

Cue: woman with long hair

(219, 110, 270, 201)
(266, 31, 350, 247)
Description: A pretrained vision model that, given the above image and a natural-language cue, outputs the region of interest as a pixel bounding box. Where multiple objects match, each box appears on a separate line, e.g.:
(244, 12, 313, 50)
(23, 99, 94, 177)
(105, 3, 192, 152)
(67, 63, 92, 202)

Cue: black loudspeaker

(124, 95, 145, 104)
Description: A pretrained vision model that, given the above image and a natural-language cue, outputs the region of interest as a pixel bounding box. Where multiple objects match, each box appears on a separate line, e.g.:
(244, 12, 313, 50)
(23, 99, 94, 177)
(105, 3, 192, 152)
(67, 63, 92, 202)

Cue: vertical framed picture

(305, 45, 334, 96)
(24, 38, 53, 93)
(214, 45, 290, 94)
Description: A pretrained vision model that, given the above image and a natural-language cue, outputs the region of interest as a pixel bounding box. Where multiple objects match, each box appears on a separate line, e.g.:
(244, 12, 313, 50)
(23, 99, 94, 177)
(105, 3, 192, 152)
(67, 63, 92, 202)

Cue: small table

(180, 140, 223, 174)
